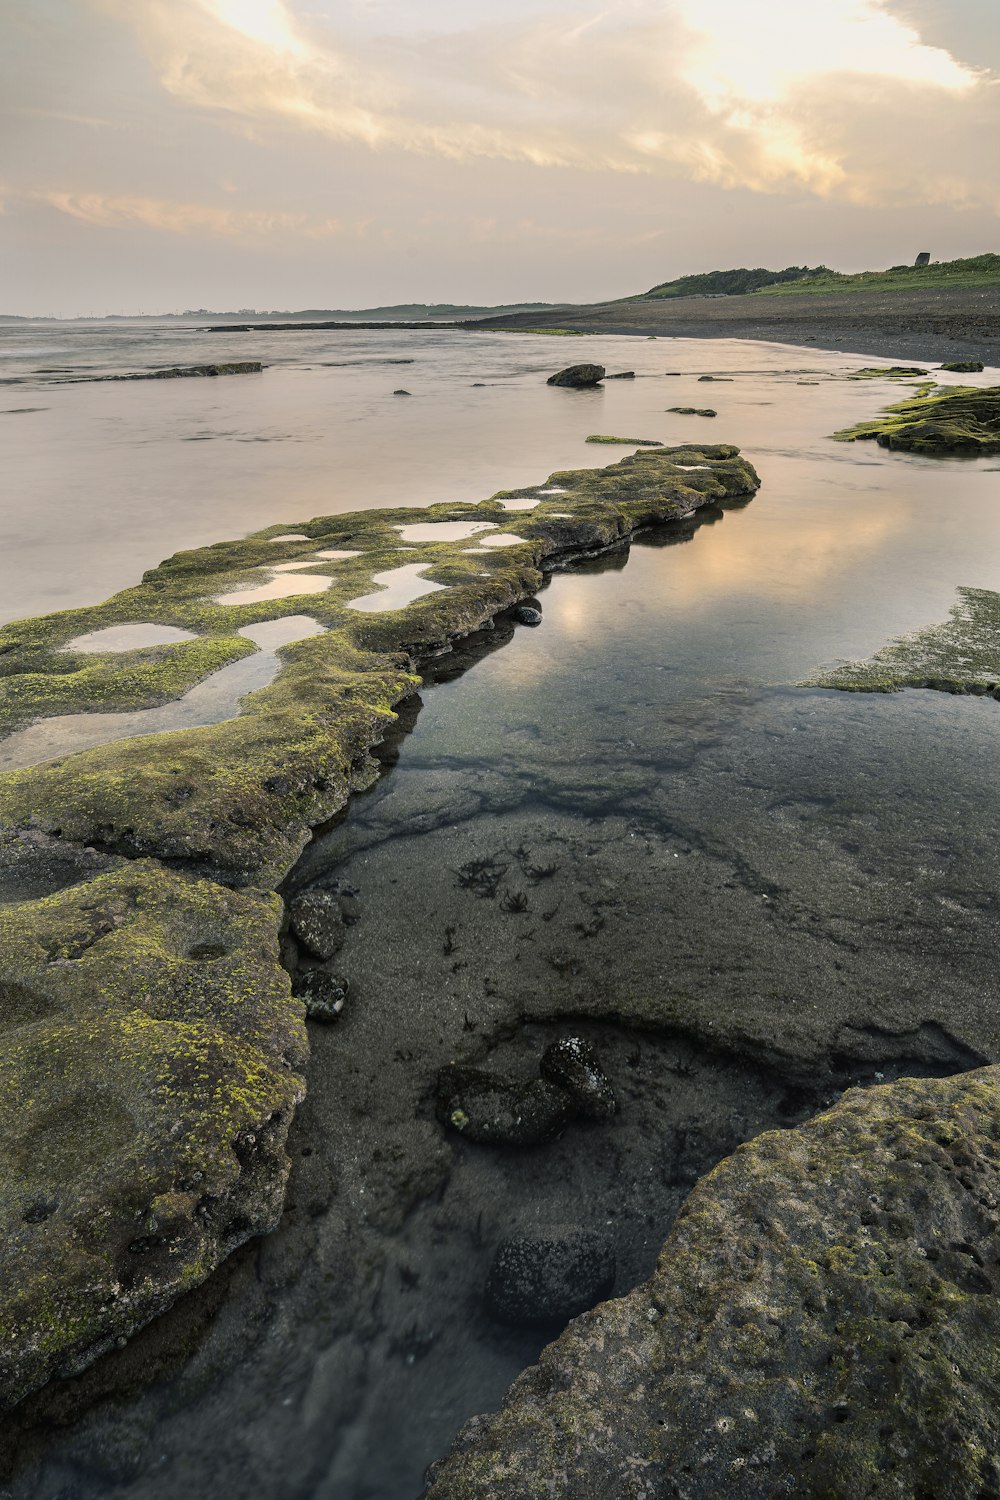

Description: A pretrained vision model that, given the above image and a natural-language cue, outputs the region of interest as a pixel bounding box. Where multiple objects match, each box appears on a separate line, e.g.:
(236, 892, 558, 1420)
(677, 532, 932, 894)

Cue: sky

(2, 0, 999, 315)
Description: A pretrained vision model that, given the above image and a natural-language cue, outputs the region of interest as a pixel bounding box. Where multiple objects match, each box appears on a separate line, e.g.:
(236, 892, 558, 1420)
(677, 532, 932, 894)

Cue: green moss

(0, 860, 305, 1408)
(809, 587, 1000, 694)
(584, 435, 663, 446)
(0, 446, 760, 885)
(845, 366, 930, 381)
(833, 385, 1000, 455)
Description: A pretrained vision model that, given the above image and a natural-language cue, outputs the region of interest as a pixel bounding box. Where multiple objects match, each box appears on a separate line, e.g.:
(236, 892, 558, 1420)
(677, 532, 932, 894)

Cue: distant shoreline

(469, 284, 1000, 367)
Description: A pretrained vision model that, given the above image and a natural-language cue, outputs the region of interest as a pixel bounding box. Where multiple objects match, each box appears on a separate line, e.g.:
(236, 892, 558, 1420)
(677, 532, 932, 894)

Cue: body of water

(2, 321, 999, 1498)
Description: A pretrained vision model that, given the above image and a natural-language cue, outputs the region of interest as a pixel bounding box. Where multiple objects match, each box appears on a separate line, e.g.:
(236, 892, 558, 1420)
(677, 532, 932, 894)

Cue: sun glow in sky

(3, 0, 998, 313)
(679, 0, 976, 108)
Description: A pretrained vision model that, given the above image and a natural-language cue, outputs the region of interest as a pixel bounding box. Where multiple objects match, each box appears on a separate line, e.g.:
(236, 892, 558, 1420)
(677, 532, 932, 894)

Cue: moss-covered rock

(0, 448, 759, 886)
(0, 855, 305, 1411)
(940, 361, 985, 373)
(423, 1067, 1000, 1500)
(834, 385, 1000, 454)
(810, 586, 1000, 694)
(847, 365, 930, 380)
(584, 435, 663, 446)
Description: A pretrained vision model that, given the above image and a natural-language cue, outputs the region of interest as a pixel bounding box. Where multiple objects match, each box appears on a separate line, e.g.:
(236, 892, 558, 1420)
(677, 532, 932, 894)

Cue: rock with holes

(485, 1227, 615, 1327)
(540, 1036, 618, 1121)
(436, 1065, 573, 1147)
(423, 1068, 1000, 1499)
(0, 856, 305, 1412)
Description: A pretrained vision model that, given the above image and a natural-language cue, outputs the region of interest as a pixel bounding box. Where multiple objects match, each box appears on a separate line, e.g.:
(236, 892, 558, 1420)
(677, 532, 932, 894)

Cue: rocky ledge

(834, 383, 1000, 454)
(0, 445, 758, 1409)
(424, 1066, 1000, 1500)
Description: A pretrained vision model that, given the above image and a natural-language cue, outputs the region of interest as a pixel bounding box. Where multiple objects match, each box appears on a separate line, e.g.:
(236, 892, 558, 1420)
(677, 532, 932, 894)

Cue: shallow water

(346, 562, 451, 613)
(2, 327, 1000, 1499)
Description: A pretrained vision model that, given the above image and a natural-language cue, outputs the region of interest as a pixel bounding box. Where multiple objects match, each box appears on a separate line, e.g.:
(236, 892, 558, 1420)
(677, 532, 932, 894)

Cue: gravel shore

(473, 284, 1000, 366)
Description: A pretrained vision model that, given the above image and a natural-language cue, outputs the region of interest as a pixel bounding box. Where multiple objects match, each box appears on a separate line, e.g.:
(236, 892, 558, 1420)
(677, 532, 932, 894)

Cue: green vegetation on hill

(642, 253, 1000, 301)
(645, 266, 828, 299)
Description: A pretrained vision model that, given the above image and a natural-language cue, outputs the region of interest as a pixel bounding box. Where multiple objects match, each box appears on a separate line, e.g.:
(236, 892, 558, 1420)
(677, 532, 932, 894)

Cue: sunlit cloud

(83, 0, 997, 212)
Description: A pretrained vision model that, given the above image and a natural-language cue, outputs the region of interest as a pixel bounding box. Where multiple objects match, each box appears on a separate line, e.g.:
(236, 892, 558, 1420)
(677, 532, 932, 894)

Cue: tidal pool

(0, 617, 325, 772)
(346, 562, 451, 612)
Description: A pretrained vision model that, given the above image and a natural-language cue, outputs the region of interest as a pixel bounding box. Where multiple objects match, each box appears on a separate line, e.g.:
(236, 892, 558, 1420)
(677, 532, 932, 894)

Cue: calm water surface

(2, 323, 1000, 1499)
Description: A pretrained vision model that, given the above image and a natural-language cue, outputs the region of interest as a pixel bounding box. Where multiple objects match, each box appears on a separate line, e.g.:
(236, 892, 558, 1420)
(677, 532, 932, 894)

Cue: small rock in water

(546, 363, 605, 388)
(940, 361, 985, 373)
(293, 970, 348, 1023)
(435, 1065, 572, 1146)
(288, 889, 347, 960)
(540, 1036, 618, 1120)
(514, 605, 542, 626)
(485, 1227, 616, 1327)
(604, 371, 636, 380)
(393, 389, 411, 396)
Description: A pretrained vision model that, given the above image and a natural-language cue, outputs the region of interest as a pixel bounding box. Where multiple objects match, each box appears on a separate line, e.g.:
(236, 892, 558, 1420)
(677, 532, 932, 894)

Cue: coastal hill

(644, 252, 1000, 300)
(472, 253, 1000, 366)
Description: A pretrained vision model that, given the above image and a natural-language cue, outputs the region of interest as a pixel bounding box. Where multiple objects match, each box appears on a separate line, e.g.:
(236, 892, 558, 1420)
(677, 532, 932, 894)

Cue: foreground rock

(424, 1067, 1000, 1499)
(546, 364, 605, 388)
(436, 1065, 572, 1146)
(0, 853, 305, 1411)
(835, 384, 1000, 454)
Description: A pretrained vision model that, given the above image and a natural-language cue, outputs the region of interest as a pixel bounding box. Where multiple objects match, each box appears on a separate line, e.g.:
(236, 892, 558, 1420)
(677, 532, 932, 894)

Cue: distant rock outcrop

(546, 364, 605, 388)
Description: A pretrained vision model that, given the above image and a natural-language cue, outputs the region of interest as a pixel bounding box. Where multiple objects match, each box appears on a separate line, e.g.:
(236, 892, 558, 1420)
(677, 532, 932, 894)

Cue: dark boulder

(485, 1227, 615, 1327)
(540, 1036, 617, 1121)
(293, 970, 348, 1023)
(436, 1065, 572, 1146)
(514, 606, 542, 627)
(546, 364, 605, 389)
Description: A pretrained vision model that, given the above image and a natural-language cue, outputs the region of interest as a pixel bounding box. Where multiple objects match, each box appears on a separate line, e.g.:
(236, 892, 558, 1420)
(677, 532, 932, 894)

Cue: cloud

(82, 0, 998, 214)
(35, 189, 370, 239)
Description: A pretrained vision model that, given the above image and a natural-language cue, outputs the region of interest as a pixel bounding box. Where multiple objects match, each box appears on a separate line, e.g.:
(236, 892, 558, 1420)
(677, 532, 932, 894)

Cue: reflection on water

(396, 521, 496, 543)
(0, 616, 324, 772)
(213, 566, 336, 606)
(2, 318, 996, 629)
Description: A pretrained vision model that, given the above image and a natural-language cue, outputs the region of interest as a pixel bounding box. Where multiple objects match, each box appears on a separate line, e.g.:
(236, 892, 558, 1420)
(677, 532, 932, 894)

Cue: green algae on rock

(0, 447, 759, 886)
(811, 586, 1000, 694)
(584, 435, 663, 446)
(941, 361, 985, 373)
(423, 1067, 1000, 1500)
(846, 365, 929, 380)
(834, 385, 1000, 455)
(667, 406, 717, 417)
(0, 853, 305, 1411)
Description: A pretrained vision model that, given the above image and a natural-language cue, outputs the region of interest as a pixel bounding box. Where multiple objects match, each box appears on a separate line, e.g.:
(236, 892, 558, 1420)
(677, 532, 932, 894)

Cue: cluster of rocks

(287, 883, 360, 1022)
(436, 1037, 619, 1327)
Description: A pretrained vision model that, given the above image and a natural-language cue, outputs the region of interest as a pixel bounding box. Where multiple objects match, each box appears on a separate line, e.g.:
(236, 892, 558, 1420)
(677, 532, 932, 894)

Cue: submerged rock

(393, 389, 412, 396)
(435, 1065, 573, 1147)
(585, 435, 663, 446)
(667, 406, 717, 417)
(546, 364, 605, 388)
(423, 1068, 1000, 1499)
(288, 889, 347, 960)
(604, 371, 636, 380)
(97, 363, 263, 382)
(513, 605, 542, 626)
(293, 969, 348, 1022)
(540, 1037, 617, 1121)
(835, 385, 1000, 455)
(485, 1228, 615, 1327)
